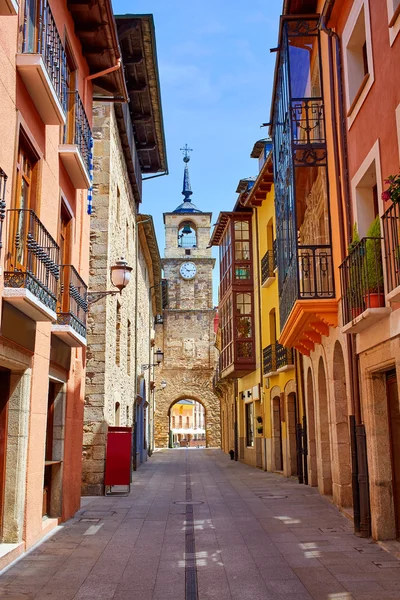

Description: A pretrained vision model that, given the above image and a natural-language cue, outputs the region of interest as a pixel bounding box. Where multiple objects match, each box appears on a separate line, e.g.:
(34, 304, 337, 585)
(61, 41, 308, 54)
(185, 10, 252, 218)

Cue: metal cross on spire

(180, 143, 193, 163)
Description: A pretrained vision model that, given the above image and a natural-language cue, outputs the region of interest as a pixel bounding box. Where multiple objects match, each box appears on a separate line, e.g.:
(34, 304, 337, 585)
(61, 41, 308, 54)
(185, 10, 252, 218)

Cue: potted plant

(257, 425, 263, 435)
(348, 223, 363, 318)
(382, 173, 400, 205)
(256, 415, 263, 424)
(364, 216, 385, 308)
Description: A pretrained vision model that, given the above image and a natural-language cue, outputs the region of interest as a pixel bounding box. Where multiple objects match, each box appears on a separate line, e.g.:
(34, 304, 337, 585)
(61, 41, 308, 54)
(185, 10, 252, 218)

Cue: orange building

(0, 0, 126, 567)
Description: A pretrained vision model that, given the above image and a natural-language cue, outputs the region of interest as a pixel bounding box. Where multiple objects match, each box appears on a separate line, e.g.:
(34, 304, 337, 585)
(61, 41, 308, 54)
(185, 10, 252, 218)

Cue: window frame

(387, 0, 400, 45)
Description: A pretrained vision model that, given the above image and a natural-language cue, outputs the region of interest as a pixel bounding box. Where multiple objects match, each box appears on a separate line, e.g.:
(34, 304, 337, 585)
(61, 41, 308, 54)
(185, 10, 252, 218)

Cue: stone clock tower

(154, 148, 221, 448)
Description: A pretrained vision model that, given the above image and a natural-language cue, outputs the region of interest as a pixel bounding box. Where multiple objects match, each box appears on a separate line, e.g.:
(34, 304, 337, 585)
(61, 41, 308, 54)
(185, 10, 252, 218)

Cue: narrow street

(1, 450, 400, 600)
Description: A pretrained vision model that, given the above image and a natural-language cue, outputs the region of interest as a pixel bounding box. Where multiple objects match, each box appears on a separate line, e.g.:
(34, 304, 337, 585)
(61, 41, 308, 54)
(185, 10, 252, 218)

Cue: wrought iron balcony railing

(261, 250, 275, 285)
(273, 238, 277, 270)
(382, 202, 400, 295)
(339, 237, 385, 326)
(276, 343, 294, 370)
(22, 0, 67, 109)
(57, 265, 88, 338)
(263, 343, 293, 375)
(0, 168, 7, 256)
(4, 209, 60, 312)
(280, 245, 334, 328)
(64, 91, 92, 176)
(263, 344, 276, 375)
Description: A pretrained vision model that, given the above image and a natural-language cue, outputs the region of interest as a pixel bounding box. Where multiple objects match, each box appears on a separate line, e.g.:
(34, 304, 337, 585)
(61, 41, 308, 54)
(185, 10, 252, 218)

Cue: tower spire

(180, 143, 193, 202)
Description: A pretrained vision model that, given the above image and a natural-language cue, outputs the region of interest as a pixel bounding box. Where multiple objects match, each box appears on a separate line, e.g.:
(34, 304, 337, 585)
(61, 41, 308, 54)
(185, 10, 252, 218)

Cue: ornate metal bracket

(87, 289, 120, 305)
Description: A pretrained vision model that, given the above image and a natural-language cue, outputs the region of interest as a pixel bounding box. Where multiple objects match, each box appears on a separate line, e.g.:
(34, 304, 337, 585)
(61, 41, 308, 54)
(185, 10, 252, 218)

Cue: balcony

(382, 203, 400, 304)
(263, 343, 294, 378)
(52, 265, 88, 347)
(3, 209, 59, 321)
(340, 237, 390, 334)
(16, 0, 66, 125)
(59, 92, 92, 189)
(0, 0, 18, 15)
(279, 245, 337, 355)
(0, 168, 7, 255)
(261, 246, 276, 288)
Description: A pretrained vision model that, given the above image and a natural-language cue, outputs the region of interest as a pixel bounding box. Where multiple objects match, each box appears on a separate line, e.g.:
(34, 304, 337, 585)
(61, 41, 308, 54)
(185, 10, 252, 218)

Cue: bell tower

(154, 146, 221, 448)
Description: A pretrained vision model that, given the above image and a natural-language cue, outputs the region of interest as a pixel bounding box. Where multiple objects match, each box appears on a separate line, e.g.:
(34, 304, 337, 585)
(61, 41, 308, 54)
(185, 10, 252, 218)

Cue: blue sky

(112, 0, 283, 303)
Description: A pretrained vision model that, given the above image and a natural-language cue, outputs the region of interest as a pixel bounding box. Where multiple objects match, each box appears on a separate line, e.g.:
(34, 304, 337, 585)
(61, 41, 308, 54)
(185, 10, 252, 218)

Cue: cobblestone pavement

(2, 449, 400, 600)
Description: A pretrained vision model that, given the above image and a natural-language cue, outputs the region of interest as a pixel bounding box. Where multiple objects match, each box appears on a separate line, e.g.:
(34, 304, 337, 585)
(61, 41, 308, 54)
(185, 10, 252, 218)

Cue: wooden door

(387, 370, 400, 538)
(0, 368, 10, 538)
(43, 381, 56, 517)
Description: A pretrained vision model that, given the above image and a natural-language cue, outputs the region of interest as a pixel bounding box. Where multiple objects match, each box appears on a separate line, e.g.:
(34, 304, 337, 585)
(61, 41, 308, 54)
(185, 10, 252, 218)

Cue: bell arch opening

(178, 221, 197, 248)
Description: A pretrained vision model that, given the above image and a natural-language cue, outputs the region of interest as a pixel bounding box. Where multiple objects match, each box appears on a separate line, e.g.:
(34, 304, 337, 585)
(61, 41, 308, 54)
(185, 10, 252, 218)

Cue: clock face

(180, 262, 197, 280)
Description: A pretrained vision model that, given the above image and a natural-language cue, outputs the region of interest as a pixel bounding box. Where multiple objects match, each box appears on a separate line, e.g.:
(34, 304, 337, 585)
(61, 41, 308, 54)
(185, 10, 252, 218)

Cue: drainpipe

(254, 207, 266, 467)
(84, 59, 125, 105)
(234, 379, 239, 461)
(320, 3, 369, 537)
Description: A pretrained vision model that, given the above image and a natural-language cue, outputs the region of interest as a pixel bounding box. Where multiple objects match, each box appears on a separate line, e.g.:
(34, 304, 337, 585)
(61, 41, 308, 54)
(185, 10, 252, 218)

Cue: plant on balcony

(364, 216, 385, 308)
(256, 415, 263, 423)
(348, 223, 362, 318)
(382, 173, 400, 205)
(257, 426, 263, 435)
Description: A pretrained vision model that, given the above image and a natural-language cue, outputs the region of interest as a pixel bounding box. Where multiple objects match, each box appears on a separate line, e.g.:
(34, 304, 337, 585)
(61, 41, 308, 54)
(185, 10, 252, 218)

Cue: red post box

(104, 426, 132, 495)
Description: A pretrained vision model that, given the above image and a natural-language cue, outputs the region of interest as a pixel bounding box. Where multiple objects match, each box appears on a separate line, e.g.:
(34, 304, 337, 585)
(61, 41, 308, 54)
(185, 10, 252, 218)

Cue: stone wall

(83, 104, 154, 495)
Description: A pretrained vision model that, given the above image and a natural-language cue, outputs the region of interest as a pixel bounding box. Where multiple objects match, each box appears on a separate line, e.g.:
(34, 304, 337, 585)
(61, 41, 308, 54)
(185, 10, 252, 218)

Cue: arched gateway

(154, 149, 221, 448)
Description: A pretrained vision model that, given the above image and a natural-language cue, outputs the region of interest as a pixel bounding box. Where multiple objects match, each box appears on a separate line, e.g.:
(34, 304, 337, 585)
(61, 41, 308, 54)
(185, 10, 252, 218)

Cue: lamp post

(87, 258, 133, 305)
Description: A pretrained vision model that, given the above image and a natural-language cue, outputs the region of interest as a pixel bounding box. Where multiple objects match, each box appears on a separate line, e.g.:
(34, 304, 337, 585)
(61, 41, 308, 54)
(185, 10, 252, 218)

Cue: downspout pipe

(84, 59, 126, 105)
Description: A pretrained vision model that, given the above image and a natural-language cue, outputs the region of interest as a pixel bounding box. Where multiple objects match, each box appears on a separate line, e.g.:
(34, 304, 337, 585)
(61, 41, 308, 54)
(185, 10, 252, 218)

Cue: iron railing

(0, 168, 7, 256)
(4, 209, 60, 312)
(276, 343, 294, 370)
(280, 245, 334, 327)
(261, 250, 275, 285)
(273, 238, 277, 270)
(22, 0, 67, 111)
(57, 265, 88, 338)
(263, 344, 276, 375)
(339, 237, 385, 326)
(382, 202, 400, 294)
(64, 91, 92, 176)
(263, 343, 293, 374)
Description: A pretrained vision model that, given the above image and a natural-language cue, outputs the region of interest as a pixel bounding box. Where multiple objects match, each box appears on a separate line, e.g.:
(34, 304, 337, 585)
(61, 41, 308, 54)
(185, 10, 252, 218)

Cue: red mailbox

(104, 426, 132, 494)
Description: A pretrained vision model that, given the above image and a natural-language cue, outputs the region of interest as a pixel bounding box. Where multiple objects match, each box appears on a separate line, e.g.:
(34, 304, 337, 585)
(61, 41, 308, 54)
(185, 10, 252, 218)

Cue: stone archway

(154, 370, 221, 448)
(272, 394, 283, 471)
(284, 380, 297, 477)
(306, 367, 318, 487)
(168, 397, 206, 448)
(332, 341, 352, 507)
(317, 357, 333, 496)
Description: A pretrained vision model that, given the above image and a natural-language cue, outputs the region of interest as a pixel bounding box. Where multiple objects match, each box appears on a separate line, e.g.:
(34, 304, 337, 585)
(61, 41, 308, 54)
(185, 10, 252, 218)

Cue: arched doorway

(332, 341, 352, 507)
(168, 399, 206, 448)
(306, 368, 318, 486)
(317, 357, 332, 496)
(286, 391, 298, 476)
(272, 395, 283, 471)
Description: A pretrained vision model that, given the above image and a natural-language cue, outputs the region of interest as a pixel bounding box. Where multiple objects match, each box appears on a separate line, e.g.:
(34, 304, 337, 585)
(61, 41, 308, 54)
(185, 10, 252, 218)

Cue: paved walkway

(1, 449, 400, 600)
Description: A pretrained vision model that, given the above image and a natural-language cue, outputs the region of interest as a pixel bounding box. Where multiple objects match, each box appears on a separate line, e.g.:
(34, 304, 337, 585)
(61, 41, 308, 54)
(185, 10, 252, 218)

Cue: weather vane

(180, 143, 193, 163)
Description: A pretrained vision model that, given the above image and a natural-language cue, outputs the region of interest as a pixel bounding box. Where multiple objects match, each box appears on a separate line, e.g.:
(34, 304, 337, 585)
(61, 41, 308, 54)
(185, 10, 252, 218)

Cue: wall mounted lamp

(141, 348, 164, 371)
(87, 258, 133, 305)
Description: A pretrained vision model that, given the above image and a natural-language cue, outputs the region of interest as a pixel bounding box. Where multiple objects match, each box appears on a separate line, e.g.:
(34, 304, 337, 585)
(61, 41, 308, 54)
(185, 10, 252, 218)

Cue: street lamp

(87, 258, 133, 305)
(142, 348, 164, 371)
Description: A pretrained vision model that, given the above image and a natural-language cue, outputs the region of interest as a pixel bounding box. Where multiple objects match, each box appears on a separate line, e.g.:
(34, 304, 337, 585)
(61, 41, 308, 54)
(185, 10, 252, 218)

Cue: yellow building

(213, 141, 306, 478)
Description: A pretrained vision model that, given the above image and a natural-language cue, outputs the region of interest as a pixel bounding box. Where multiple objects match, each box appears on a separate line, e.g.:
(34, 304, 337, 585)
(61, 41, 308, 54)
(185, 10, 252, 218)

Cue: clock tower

(154, 148, 221, 448)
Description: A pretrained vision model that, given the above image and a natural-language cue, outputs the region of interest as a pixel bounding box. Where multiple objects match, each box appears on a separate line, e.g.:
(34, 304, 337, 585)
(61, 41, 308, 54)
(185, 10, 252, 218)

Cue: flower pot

(364, 292, 385, 309)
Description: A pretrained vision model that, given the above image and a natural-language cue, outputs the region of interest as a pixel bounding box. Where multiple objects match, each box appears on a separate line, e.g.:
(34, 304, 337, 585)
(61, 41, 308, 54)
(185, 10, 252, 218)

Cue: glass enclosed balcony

(271, 17, 337, 355)
(16, 0, 67, 125)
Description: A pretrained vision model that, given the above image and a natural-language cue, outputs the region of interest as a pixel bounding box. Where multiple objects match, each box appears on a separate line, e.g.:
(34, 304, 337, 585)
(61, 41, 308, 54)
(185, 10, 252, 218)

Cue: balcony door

(0, 368, 10, 539)
(10, 139, 38, 271)
(24, 0, 40, 54)
(59, 202, 72, 313)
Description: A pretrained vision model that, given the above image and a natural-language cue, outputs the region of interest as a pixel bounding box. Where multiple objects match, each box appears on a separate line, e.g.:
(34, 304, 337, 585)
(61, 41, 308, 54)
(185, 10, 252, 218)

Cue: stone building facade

(154, 157, 221, 448)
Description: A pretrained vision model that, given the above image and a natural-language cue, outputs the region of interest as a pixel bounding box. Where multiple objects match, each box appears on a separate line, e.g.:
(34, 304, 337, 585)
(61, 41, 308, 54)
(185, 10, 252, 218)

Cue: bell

(181, 223, 192, 235)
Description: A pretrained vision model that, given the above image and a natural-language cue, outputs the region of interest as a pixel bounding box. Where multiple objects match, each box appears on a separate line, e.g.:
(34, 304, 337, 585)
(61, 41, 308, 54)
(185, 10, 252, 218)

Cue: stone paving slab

(1, 449, 400, 599)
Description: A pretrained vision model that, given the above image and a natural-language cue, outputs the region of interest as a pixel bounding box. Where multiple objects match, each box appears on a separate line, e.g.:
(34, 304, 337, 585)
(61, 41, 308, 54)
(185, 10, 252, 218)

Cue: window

(343, 0, 374, 125)
(186, 416, 189, 428)
(172, 416, 176, 428)
(115, 402, 120, 426)
(127, 320, 131, 375)
(387, 0, 400, 45)
(115, 301, 121, 366)
(351, 141, 382, 237)
(245, 402, 254, 447)
(179, 415, 182, 428)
